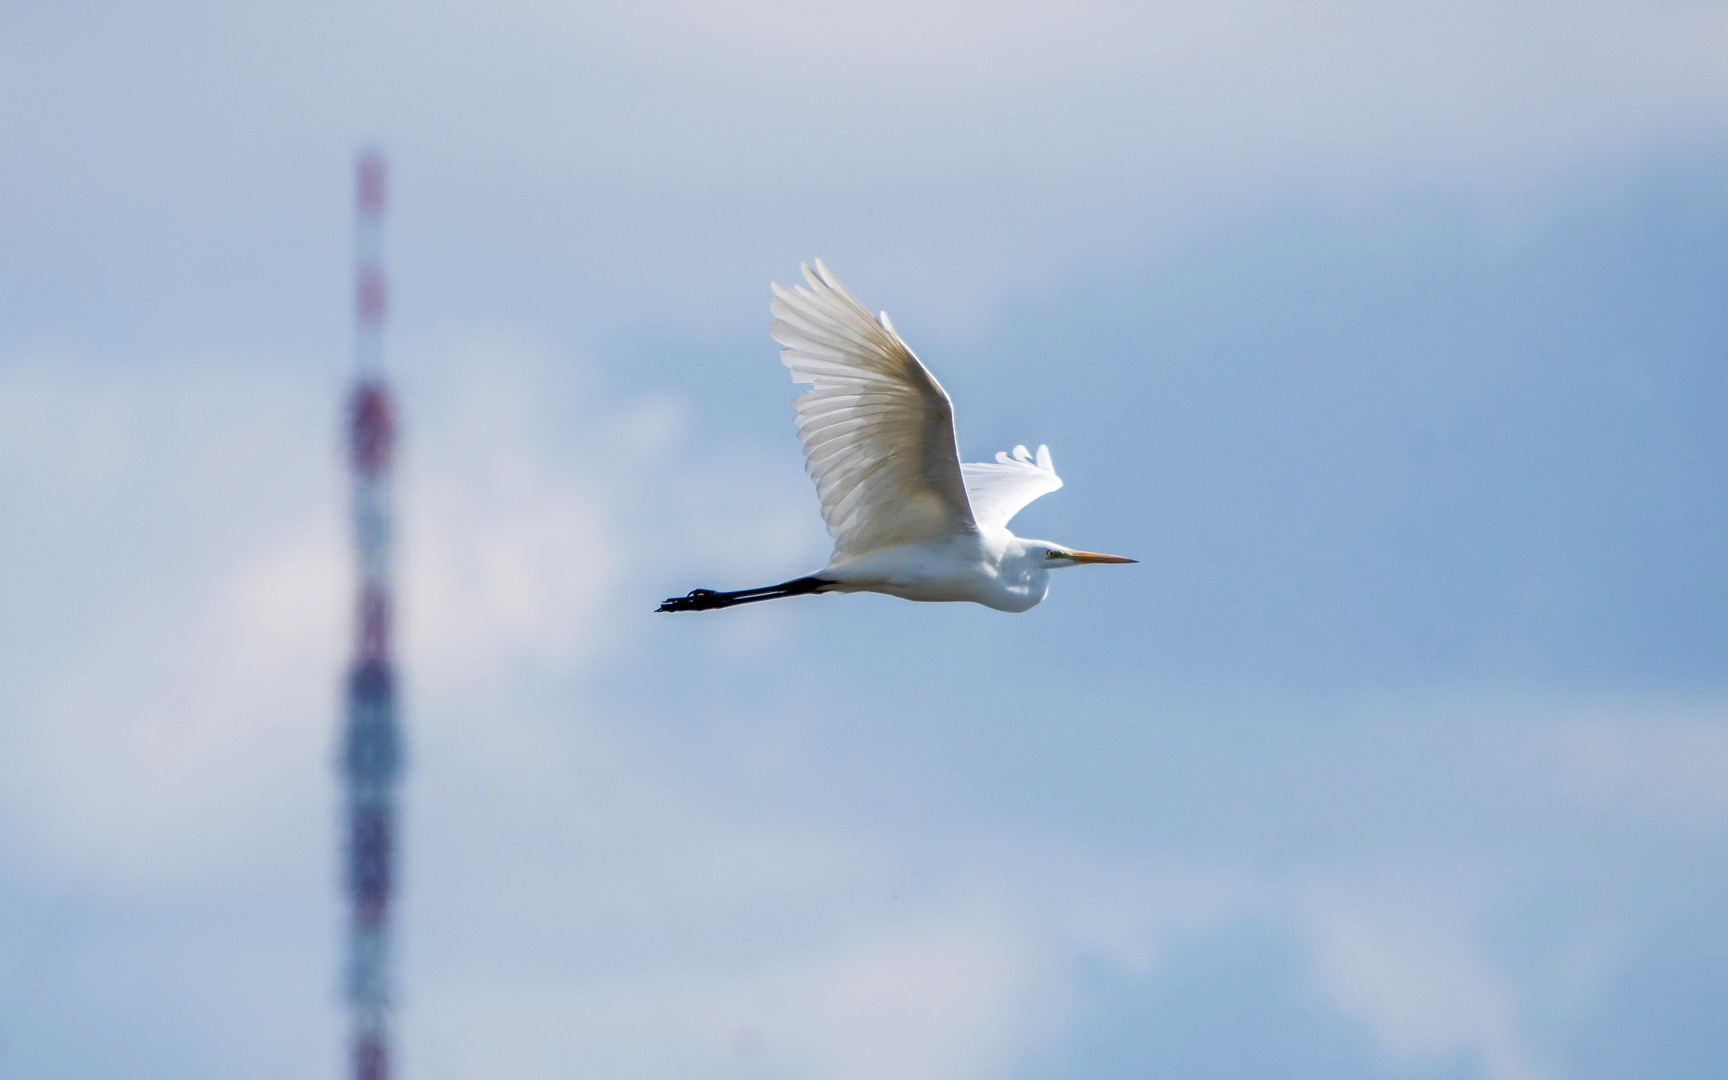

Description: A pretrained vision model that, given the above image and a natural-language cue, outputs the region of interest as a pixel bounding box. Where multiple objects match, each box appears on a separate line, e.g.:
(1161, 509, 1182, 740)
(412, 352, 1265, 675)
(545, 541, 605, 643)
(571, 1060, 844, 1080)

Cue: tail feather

(657, 576, 831, 613)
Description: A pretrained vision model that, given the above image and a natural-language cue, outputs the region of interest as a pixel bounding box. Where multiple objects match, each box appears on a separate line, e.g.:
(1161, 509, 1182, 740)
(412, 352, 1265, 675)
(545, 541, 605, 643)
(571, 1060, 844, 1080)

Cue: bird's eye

(1046, 549, 1065, 560)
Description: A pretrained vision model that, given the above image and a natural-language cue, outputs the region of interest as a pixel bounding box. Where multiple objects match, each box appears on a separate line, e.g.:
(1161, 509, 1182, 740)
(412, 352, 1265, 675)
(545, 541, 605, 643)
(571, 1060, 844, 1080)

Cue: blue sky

(1, 2, 1726, 1078)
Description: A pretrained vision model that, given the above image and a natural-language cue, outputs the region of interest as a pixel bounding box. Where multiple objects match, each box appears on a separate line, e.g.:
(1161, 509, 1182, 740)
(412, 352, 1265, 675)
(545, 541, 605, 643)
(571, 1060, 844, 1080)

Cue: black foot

(657, 589, 732, 613)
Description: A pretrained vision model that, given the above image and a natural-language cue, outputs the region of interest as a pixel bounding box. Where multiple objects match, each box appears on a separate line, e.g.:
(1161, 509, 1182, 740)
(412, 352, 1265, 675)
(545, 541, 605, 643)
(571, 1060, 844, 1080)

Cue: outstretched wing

(771, 260, 977, 560)
(961, 444, 1063, 531)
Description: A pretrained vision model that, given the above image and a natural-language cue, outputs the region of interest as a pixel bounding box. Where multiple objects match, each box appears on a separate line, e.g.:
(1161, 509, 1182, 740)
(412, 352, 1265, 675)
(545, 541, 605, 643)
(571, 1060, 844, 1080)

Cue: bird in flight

(659, 260, 1134, 614)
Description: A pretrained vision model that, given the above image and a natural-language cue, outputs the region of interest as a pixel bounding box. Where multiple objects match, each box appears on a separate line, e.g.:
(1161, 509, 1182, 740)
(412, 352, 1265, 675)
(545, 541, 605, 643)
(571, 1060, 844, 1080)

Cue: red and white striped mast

(341, 147, 403, 1080)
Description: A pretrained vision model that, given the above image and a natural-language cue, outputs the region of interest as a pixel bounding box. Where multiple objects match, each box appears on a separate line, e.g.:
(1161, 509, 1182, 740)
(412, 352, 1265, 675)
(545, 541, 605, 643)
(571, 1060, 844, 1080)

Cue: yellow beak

(1068, 550, 1137, 565)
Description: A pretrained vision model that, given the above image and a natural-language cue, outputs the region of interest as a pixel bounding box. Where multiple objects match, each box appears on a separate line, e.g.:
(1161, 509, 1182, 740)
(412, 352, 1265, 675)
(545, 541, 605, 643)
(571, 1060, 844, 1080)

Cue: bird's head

(1028, 541, 1138, 569)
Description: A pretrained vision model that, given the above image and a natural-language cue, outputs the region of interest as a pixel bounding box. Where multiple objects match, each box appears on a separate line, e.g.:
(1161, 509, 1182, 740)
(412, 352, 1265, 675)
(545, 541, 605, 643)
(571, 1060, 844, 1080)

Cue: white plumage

(770, 263, 972, 558)
(659, 260, 1133, 614)
(961, 443, 1063, 532)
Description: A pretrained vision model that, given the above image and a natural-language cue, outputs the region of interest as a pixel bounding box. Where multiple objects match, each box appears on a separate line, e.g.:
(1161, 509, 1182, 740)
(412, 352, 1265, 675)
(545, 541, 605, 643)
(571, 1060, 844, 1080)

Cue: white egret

(659, 260, 1134, 614)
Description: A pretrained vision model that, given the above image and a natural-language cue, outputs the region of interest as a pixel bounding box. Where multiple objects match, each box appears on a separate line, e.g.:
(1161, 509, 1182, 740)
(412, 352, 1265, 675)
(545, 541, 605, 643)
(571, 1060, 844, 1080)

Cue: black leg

(657, 576, 831, 612)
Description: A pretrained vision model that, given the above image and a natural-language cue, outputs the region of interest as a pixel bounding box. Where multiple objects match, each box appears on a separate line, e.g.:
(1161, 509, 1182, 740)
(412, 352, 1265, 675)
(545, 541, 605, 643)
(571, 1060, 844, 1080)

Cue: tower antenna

(341, 146, 403, 1080)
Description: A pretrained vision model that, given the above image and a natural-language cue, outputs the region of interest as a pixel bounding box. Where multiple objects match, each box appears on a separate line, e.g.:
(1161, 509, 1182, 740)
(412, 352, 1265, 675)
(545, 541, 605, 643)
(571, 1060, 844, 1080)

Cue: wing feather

(961, 444, 1063, 531)
(772, 260, 976, 559)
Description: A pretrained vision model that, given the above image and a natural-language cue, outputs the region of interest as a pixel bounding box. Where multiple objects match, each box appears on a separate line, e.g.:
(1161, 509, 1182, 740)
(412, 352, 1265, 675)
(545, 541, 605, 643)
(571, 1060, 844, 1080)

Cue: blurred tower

(341, 147, 403, 1080)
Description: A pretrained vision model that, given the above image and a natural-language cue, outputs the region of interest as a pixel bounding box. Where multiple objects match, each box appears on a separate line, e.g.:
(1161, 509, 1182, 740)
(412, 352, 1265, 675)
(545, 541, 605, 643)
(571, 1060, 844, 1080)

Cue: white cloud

(411, 913, 1034, 1080)
(0, 342, 681, 892)
(0, 359, 339, 889)
(4, 0, 1726, 347)
(1301, 874, 1541, 1080)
